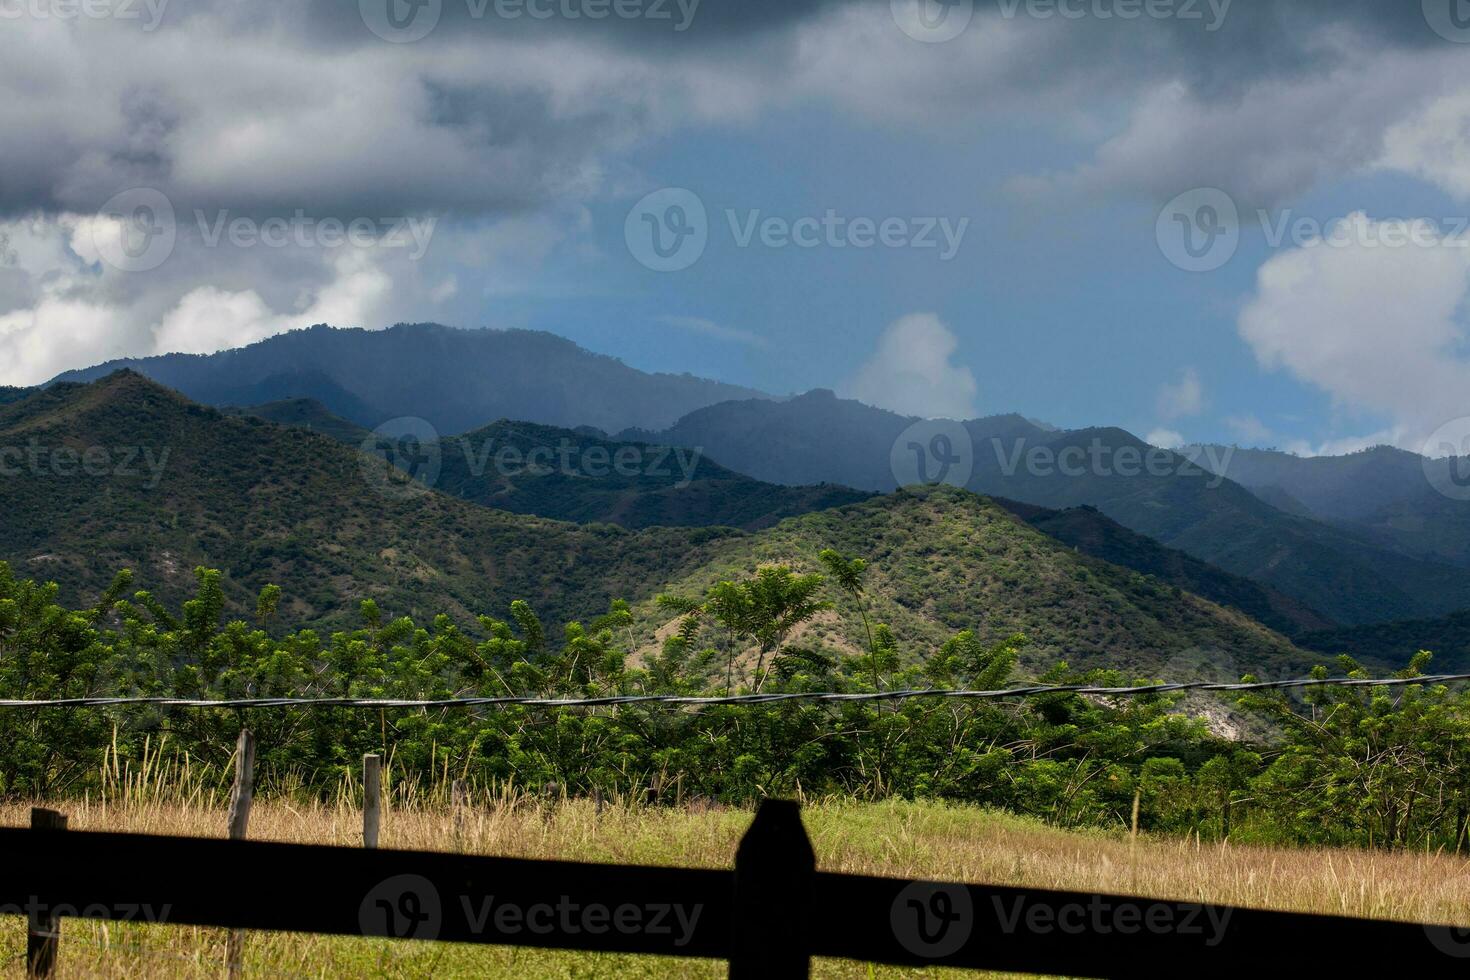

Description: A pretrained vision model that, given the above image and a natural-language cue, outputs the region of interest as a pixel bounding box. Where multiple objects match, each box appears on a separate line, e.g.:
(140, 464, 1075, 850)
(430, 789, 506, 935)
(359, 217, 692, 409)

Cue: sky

(4, 1, 1470, 455)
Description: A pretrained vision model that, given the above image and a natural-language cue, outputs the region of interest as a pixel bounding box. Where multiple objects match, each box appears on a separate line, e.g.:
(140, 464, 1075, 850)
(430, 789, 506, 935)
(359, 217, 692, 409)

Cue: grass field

(0, 795, 1467, 978)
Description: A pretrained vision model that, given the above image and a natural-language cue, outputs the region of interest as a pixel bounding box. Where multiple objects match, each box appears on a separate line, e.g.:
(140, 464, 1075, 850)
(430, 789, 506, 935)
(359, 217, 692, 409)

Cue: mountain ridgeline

(625, 390, 1470, 627)
(0, 372, 1315, 679)
(51, 323, 768, 435)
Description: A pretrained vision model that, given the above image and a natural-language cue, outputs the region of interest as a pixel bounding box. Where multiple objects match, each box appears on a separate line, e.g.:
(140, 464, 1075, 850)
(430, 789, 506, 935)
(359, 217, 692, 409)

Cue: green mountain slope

(0, 372, 732, 629)
(641, 486, 1308, 679)
(229, 402, 872, 531)
(221, 398, 372, 445)
(0, 374, 1310, 679)
(991, 499, 1334, 637)
(968, 428, 1470, 626)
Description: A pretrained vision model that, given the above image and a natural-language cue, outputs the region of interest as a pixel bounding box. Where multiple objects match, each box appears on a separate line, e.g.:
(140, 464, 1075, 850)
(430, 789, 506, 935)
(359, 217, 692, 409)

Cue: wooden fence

(9, 742, 1470, 977)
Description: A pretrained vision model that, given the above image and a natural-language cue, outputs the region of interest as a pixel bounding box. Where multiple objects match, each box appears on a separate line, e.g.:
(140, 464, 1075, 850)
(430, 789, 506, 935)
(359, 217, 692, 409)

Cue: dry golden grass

(0, 793, 1467, 978)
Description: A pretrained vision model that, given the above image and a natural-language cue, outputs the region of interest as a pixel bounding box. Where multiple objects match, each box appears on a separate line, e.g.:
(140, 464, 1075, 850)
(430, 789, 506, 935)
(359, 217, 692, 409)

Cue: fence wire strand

(1, 672, 1467, 710)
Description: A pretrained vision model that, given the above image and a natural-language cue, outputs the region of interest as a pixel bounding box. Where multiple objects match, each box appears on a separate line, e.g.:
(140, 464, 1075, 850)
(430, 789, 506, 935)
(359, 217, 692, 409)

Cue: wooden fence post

(730, 799, 814, 979)
(363, 754, 382, 849)
(225, 730, 255, 978)
(26, 807, 67, 979)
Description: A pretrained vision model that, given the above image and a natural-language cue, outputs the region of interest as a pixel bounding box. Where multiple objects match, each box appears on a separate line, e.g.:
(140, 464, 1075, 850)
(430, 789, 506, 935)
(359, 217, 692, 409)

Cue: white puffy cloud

(1146, 428, 1186, 449)
(845, 313, 978, 419)
(1237, 212, 1470, 451)
(1156, 366, 1203, 419)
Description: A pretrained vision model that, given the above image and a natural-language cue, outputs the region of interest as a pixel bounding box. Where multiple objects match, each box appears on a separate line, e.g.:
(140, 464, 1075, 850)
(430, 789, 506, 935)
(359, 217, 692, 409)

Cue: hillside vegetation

(0, 374, 1305, 677)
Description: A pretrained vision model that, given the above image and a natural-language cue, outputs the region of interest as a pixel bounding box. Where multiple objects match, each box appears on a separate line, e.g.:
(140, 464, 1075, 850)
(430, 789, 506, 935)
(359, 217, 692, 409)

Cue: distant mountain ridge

(231, 398, 873, 531)
(51, 323, 769, 435)
(0, 372, 1312, 679)
(627, 393, 1470, 626)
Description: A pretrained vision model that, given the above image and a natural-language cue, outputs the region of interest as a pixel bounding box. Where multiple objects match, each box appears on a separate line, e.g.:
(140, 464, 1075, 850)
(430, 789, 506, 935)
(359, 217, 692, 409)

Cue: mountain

(1183, 445, 1426, 523)
(221, 398, 371, 445)
(1299, 609, 1470, 674)
(992, 499, 1334, 637)
(51, 323, 768, 435)
(1185, 444, 1470, 571)
(0, 373, 1311, 678)
(229, 399, 873, 531)
(619, 388, 1047, 490)
(0, 372, 733, 629)
(0, 386, 32, 406)
(645, 486, 1308, 679)
(223, 396, 1329, 632)
(631, 397, 1470, 625)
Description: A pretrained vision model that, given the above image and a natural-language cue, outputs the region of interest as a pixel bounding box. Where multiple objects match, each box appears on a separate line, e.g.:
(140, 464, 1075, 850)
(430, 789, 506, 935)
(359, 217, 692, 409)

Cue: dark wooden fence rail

(6, 800, 1469, 978)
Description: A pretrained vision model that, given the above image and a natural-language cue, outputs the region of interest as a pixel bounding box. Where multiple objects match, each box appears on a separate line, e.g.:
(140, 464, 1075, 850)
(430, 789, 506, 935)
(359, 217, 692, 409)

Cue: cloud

(845, 313, 978, 419)
(1145, 428, 1185, 449)
(1237, 211, 1470, 451)
(1156, 366, 1203, 419)
(0, 210, 584, 386)
(656, 315, 767, 347)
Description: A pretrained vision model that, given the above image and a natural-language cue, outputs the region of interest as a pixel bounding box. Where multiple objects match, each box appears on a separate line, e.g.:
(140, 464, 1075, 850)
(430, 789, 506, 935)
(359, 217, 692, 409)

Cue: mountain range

(0, 371, 1315, 679)
(52, 323, 767, 435)
(28, 322, 1470, 657)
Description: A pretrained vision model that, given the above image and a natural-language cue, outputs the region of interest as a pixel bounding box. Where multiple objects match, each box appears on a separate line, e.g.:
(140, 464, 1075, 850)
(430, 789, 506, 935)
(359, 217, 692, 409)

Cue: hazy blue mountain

(992, 498, 1334, 637)
(632, 397, 1470, 625)
(229, 398, 872, 531)
(51, 322, 768, 435)
(1182, 444, 1427, 522)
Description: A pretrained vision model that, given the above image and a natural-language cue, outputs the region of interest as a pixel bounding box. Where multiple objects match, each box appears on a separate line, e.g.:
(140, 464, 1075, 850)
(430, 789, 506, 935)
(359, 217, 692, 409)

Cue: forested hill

(0, 373, 1309, 678)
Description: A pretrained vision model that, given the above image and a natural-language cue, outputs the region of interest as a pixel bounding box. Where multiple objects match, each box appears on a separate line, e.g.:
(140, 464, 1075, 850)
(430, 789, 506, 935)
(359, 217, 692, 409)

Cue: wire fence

(2, 672, 1468, 710)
